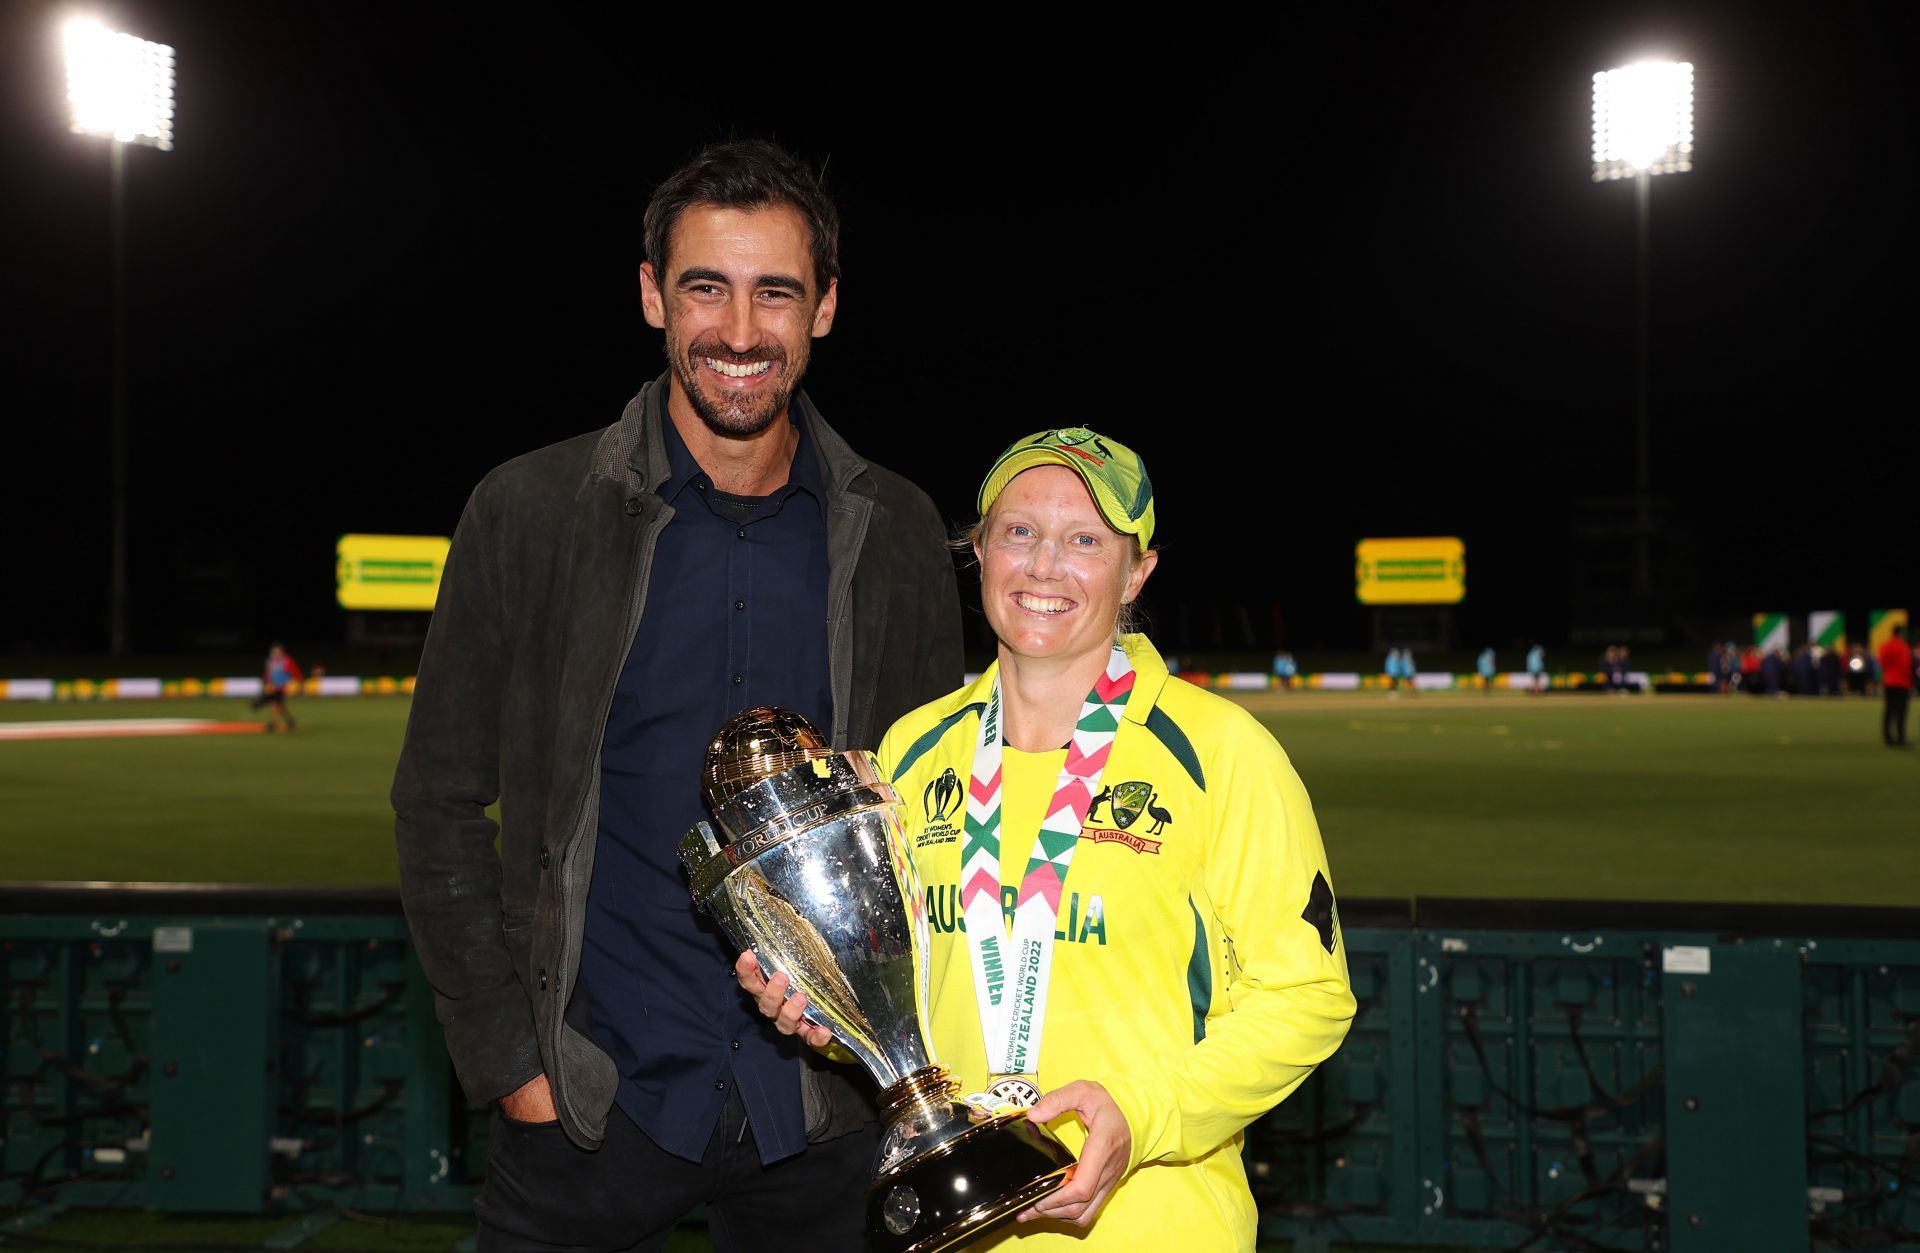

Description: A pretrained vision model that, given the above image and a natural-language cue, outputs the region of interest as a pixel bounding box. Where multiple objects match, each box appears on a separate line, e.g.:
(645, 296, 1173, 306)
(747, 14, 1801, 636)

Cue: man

(392, 139, 962, 1251)
(1792, 643, 1818, 697)
(1476, 646, 1496, 694)
(1879, 624, 1912, 746)
(250, 641, 302, 732)
(1271, 649, 1297, 690)
(1526, 642, 1546, 694)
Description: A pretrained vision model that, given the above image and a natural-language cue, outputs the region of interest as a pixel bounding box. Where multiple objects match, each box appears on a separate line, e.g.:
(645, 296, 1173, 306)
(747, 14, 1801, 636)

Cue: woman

(740, 427, 1354, 1249)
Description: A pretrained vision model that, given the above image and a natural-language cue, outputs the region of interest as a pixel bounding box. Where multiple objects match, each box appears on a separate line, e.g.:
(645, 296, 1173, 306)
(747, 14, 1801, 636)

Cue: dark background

(3, 2, 1913, 666)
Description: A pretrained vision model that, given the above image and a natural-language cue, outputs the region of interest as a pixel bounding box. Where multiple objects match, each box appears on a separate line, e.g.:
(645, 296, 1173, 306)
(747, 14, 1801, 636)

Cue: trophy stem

(880, 1065, 963, 1124)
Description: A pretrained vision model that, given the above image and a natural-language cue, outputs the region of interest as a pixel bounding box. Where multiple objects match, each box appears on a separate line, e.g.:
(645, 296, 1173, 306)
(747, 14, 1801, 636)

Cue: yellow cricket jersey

(874, 635, 1356, 1252)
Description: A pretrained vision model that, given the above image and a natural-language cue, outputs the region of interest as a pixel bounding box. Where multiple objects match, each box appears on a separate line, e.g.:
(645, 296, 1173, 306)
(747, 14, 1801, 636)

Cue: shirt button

(625, 498, 643, 516)
(732, 674, 743, 685)
(538, 968, 548, 991)
(734, 600, 746, 611)
(539, 847, 551, 869)
(736, 527, 747, 539)
(731, 1040, 741, 1051)
(714, 1080, 727, 1092)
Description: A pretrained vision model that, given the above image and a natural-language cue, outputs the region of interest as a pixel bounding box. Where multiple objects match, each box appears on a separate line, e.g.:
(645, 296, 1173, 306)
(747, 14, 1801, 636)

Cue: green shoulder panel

(890, 703, 985, 782)
(1145, 706, 1206, 792)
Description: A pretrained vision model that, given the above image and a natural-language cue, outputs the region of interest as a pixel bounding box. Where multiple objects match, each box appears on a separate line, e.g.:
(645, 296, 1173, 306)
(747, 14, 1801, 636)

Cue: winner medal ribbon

(960, 644, 1134, 1109)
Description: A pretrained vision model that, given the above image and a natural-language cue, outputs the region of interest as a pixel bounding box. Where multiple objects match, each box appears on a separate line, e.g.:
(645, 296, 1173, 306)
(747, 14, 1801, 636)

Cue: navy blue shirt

(581, 406, 832, 1164)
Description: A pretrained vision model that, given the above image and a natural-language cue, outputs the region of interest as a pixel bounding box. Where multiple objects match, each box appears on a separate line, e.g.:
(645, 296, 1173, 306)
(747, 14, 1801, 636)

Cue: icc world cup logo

(924, 767, 961, 822)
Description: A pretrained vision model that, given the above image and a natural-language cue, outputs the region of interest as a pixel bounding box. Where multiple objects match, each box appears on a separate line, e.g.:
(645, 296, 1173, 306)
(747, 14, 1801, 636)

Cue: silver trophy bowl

(679, 707, 1074, 1253)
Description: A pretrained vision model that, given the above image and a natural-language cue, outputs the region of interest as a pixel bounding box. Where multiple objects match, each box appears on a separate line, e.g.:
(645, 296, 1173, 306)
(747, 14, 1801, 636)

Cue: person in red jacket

(1878, 624, 1912, 747)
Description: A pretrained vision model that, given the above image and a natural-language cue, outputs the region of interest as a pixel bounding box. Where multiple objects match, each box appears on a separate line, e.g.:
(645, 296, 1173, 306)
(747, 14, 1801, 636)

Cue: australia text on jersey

(925, 884, 1109, 945)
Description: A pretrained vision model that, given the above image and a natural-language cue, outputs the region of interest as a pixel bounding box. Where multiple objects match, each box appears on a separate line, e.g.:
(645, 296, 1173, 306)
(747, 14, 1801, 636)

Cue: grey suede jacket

(391, 376, 962, 1149)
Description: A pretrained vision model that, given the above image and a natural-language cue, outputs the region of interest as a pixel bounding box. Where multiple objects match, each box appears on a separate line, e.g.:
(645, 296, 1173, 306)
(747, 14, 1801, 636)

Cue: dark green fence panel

(149, 921, 276, 1210)
(3, 918, 155, 1211)
(1411, 925, 1677, 1250)
(1257, 900, 1920, 1252)
(6, 885, 1918, 1248)
(273, 917, 469, 1213)
(1250, 905, 1422, 1243)
(1800, 937, 1920, 1248)
(0, 888, 475, 1217)
(1662, 939, 1808, 1249)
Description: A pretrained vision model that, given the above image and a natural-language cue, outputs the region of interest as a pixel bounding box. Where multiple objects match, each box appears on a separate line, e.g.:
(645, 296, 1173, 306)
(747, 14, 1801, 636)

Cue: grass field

(2, 690, 1914, 905)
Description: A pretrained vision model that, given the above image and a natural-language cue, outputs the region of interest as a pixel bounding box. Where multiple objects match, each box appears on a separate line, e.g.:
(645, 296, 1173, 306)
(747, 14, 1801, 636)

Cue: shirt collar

(655, 390, 825, 512)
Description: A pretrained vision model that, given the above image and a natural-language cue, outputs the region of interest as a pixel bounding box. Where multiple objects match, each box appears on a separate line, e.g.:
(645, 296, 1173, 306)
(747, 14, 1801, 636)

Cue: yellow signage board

(336, 534, 451, 611)
(1356, 536, 1466, 605)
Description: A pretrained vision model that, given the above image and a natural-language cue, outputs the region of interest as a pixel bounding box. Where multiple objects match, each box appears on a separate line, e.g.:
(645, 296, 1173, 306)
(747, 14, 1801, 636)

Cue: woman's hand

(1016, 1080, 1132, 1228)
(734, 950, 833, 1049)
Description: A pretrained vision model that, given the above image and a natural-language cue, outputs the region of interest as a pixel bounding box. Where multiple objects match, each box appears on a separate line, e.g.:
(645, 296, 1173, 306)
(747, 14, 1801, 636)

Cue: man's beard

(667, 332, 807, 438)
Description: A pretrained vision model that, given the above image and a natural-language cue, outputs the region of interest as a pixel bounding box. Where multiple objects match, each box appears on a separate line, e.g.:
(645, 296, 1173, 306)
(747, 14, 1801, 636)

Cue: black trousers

(1886, 687, 1911, 745)
(475, 1087, 880, 1253)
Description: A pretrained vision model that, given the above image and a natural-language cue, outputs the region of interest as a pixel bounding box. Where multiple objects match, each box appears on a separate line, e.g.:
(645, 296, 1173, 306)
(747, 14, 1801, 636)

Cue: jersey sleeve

(1101, 714, 1356, 1170)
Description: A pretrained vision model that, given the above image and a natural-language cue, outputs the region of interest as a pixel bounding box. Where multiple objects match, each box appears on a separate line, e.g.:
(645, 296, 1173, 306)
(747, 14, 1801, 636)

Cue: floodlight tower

(1591, 60, 1692, 599)
(63, 17, 175, 656)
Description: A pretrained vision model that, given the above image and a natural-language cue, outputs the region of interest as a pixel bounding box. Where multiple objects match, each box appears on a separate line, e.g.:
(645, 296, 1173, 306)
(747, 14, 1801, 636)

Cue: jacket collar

(597, 373, 874, 502)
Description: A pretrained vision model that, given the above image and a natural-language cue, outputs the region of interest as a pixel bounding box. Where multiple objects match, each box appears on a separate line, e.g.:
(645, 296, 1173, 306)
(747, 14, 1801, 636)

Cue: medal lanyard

(960, 644, 1134, 1077)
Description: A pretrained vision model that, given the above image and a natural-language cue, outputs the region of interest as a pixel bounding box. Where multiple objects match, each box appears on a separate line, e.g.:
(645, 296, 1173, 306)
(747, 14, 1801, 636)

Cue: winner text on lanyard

(960, 644, 1134, 1104)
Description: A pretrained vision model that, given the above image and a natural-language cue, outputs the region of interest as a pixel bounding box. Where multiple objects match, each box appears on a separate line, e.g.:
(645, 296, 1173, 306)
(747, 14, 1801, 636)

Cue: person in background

(250, 642, 302, 733)
(1271, 649, 1298, 690)
(1383, 647, 1403, 695)
(391, 139, 962, 1252)
(1878, 624, 1912, 746)
(1706, 641, 1727, 694)
(1761, 646, 1785, 697)
(1476, 647, 1496, 695)
(1401, 647, 1420, 696)
(1526, 643, 1547, 694)
(1817, 644, 1843, 696)
(1792, 643, 1819, 697)
(743, 426, 1354, 1249)
(1846, 642, 1872, 696)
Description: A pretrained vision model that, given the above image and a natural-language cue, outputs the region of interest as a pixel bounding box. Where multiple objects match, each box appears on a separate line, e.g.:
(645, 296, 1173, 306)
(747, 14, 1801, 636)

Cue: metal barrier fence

(3, 887, 1916, 1251)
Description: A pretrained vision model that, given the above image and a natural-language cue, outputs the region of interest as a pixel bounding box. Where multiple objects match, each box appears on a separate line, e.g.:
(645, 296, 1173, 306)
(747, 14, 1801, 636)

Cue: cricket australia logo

(1090, 781, 1172, 834)
(1037, 426, 1115, 460)
(1082, 781, 1170, 854)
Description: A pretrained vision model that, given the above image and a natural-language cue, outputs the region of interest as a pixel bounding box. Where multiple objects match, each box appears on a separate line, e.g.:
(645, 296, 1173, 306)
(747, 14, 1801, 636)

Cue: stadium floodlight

(63, 17, 175, 150)
(1589, 59, 1694, 599)
(1591, 61, 1692, 181)
(61, 16, 175, 655)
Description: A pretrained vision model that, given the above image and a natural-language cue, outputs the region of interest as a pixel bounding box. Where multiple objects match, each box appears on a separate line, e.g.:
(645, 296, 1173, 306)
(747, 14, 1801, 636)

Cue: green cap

(976, 427, 1155, 552)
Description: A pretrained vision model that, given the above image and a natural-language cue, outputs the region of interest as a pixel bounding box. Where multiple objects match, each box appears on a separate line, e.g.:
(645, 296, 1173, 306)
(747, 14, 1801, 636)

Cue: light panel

(64, 17, 175, 150)
(1591, 60, 1691, 181)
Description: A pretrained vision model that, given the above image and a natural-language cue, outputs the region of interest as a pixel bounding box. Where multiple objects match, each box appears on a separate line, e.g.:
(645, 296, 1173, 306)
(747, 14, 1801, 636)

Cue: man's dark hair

(643, 139, 841, 297)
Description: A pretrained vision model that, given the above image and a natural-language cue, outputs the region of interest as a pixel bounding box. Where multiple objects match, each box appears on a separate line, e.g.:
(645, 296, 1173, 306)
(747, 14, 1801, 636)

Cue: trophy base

(867, 1110, 1076, 1253)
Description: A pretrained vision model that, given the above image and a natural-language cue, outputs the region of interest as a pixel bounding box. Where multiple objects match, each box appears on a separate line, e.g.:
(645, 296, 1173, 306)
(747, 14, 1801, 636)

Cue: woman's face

(976, 465, 1157, 668)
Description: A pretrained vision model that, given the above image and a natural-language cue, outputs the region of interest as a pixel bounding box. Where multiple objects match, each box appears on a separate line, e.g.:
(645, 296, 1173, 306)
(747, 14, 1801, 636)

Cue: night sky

(4, 3, 1915, 662)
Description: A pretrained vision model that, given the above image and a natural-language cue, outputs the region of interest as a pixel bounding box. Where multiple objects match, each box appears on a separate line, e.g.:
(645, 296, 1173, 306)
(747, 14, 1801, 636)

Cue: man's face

(638, 204, 837, 438)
